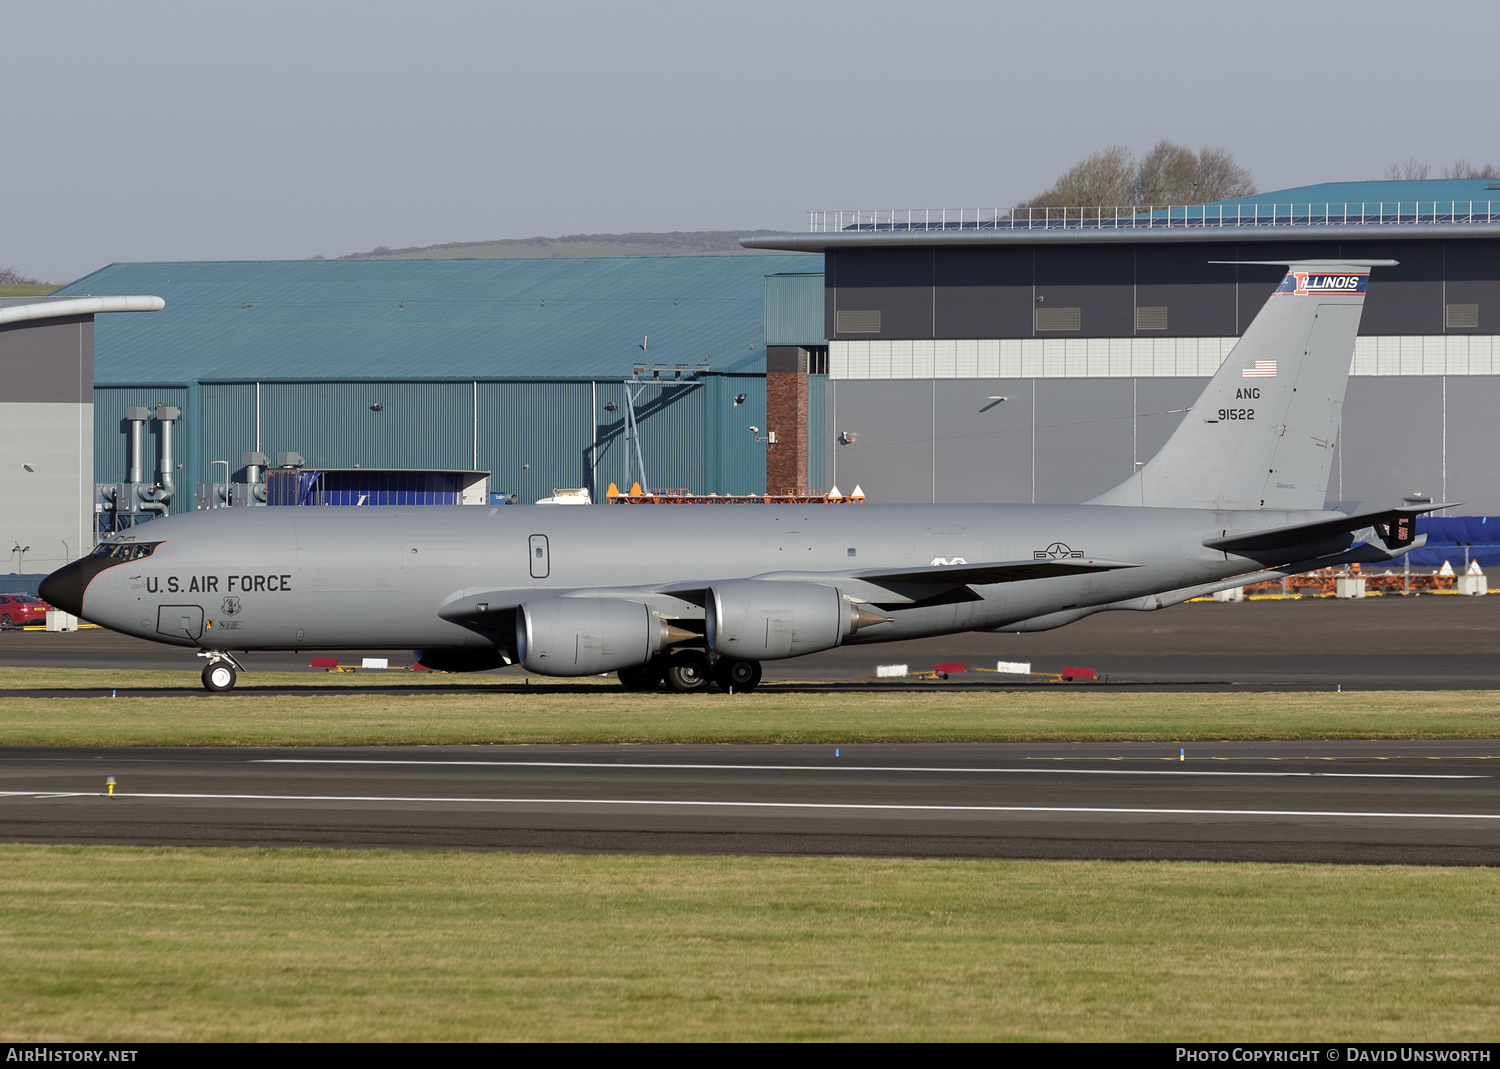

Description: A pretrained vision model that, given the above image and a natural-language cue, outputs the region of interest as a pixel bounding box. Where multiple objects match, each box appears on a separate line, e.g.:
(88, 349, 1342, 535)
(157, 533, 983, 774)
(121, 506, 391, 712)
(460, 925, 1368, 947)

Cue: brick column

(764, 345, 808, 495)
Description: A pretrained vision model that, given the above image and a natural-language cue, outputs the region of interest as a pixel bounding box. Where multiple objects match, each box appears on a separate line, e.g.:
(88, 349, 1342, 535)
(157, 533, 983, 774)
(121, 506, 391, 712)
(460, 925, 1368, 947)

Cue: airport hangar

(749, 179, 1500, 543)
(0, 254, 819, 590)
(4, 177, 1500, 592)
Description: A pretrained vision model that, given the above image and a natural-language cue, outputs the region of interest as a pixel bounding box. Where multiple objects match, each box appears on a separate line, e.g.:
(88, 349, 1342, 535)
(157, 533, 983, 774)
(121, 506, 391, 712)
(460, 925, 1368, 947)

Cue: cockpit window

(91, 541, 161, 562)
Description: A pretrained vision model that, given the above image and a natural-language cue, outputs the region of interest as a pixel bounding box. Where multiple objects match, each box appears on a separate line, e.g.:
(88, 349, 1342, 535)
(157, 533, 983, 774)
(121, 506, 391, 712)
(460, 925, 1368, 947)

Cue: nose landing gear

(198, 650, 245, 693)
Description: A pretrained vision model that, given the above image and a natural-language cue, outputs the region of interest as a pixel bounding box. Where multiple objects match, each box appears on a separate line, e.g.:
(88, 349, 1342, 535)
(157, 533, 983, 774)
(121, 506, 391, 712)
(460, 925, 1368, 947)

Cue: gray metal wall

(1333, 376, 1500, 510)
(764, 273, 827, 346)
(1, 315, 94, 402)
(2, 316, 95, 579)
(826, 376, 1500, 513)
(826, 239, 1500, 341)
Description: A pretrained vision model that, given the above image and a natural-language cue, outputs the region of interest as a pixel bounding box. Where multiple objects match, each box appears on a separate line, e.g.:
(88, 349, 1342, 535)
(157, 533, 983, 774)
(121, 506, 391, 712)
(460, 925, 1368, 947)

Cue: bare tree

(1442, 159, 1500, 180)
(1132, 141, 1254, 204)
(1384, 157, 1431, 181)
(1190, 146, 1257, 202)
(0, 266, 41, 285)
(1017, 146, 1135, 217)
(1132, 140, 1199, 204)
(1020, 141, 1254, 214)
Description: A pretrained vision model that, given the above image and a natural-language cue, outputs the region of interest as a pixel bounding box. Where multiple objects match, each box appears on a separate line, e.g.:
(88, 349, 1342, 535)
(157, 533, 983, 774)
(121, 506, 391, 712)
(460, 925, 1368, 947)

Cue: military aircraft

(42, 259, 1436, 693)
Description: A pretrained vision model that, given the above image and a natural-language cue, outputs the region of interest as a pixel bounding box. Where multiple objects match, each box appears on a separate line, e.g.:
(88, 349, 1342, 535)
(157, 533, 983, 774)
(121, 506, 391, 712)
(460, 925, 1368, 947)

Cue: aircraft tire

(617, 662, 663, 691)
(202, 661, 237, 693)
(714, 658, 762, 692)
(664, 651, 711, 693)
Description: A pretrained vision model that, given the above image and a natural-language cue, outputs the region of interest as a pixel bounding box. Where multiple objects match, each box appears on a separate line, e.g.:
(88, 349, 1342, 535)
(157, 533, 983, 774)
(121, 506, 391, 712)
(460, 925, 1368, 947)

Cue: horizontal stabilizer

(1208, 259, 1400, 268)
(1204, 504, 1452, 555)
(851, 558, 1137, 587)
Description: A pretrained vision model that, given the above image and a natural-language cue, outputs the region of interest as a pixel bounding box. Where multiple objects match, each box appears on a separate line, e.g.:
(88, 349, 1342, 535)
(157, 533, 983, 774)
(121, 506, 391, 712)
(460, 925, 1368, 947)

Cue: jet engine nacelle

(706, 580, 887, 660)
(516, 597, 688, 676)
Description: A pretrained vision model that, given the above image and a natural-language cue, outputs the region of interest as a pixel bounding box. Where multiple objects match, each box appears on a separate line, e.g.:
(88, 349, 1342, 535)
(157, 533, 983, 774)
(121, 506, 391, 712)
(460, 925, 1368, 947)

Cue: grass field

(1, 669, 1498, 747)
(5, 678, 1498, 1041)
(1, 845, 1496, 1042)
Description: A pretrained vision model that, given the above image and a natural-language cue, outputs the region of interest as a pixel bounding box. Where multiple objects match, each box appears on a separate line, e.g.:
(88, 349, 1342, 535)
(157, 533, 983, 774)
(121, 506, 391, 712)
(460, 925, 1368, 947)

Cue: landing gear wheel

(664, 651, 712, 693)
(714, 658, 762, 692)
(202, 661, 237, 693)
(617, 661, 663, 691)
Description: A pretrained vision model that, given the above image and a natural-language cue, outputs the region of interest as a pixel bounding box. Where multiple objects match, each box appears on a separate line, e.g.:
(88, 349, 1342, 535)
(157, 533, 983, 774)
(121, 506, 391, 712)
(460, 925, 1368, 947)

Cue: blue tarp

(1405, 516, 1500, 569)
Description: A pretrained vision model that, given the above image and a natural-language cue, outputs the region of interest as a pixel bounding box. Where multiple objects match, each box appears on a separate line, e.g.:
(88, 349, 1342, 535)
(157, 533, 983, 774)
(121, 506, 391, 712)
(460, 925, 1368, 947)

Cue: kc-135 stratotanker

(42, 260, 1441, 693)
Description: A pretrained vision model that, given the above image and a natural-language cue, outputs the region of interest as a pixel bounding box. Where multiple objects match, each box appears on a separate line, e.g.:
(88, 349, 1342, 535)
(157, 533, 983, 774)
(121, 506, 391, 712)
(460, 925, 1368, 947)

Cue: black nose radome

(39, 556, 116, 618)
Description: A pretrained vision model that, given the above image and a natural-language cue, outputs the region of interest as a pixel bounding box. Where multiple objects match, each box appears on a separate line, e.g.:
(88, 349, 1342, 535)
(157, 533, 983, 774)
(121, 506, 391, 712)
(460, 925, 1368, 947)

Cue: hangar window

(1035, 307, 1081, 331)
(1135, 306, 1168, 331)
(1446, 304, 1479, 329)
(835, 310, 881, 333)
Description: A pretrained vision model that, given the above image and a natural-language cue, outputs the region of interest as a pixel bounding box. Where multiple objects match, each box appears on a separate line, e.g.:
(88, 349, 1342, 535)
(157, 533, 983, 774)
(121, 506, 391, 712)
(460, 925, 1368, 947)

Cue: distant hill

(335, 230, 783, 260)
(0, 267, 61, 296)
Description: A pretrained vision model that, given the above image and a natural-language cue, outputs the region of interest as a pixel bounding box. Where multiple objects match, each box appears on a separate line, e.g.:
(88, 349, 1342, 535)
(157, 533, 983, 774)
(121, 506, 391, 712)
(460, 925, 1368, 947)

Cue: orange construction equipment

(606, 485, 865, 505)
(1240, 561, 1458, 597)
(603, 481, 868, 505)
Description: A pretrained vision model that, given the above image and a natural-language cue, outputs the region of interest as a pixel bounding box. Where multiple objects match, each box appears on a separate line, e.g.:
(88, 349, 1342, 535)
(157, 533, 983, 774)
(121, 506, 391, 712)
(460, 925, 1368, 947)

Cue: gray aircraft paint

(42, 262, 1431, 680)
(1090, 262, 1377, 510)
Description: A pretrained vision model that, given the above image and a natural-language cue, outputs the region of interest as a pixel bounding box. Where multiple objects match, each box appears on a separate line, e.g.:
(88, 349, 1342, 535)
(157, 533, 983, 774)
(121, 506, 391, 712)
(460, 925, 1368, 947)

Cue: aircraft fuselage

(55, 501, 1316, 653)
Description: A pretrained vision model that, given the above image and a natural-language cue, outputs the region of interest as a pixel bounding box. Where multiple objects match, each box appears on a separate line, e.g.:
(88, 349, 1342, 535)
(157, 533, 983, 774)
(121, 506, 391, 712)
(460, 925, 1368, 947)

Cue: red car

(0, 594, 51, 629)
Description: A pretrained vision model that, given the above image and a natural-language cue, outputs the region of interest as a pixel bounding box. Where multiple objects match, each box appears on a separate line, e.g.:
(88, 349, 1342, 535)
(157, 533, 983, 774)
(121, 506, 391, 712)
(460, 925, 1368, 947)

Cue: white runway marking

(252, 758, 1484, 781)
(3, 790, 1498, 821)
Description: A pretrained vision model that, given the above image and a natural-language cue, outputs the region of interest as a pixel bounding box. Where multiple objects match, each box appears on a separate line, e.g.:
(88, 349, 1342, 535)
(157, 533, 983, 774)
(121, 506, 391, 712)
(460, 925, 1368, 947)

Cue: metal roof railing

(809, 203, 1500, 233)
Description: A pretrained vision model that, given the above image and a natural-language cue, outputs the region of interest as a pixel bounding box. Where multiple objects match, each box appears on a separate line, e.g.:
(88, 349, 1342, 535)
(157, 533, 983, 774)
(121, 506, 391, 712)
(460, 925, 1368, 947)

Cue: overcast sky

(3, 0, 1494, 282)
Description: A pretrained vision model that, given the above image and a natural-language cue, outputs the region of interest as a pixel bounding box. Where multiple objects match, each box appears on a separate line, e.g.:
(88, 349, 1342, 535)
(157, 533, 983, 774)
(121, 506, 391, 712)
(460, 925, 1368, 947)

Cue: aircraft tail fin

(1089, 260, 1395, 510)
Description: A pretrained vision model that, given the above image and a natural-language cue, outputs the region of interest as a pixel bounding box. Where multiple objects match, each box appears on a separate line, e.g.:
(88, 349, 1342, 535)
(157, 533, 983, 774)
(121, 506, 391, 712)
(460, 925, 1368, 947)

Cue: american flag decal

(1242, 360, 1277, 378)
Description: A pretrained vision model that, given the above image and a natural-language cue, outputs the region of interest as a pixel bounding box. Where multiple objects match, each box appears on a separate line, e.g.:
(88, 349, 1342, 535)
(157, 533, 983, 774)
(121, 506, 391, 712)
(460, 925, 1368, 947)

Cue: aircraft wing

(733, 558, 1139, 607)
(440, 558, 1140, 624)
(844, 558, 1138, 587)
(1204, 503, 1452, 555)
(438, 586, 704, 623)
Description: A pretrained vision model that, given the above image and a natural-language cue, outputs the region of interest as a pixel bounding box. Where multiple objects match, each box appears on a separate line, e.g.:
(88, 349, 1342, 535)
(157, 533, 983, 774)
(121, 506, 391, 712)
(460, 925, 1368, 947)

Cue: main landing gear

(713, 656, 762, 692)
(617, 661, 664, 691)
(198, 650, 245, 693)
(664, 650, 712, 692)
(617, 652, 762, 693)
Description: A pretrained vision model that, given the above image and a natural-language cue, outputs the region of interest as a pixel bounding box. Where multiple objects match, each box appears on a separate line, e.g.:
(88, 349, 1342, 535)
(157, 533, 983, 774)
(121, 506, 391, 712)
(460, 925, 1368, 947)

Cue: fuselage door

(156, 604, 204, 641)
(529, 534, 550, 579)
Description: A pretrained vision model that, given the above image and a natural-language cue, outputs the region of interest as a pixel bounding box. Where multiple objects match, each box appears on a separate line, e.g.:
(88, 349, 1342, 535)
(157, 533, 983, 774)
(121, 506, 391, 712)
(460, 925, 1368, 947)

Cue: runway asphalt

(4, 740, 1499, 864)
(5, 598, 1497, 863)
(2, 594, 1498, 690)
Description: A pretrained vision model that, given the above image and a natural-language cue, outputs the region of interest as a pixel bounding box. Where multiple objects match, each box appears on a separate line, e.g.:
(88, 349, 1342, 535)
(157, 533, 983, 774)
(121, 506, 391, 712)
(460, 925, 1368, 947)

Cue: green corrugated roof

(1205, 178, 1500, 209)
(56, 254, 822, 385)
